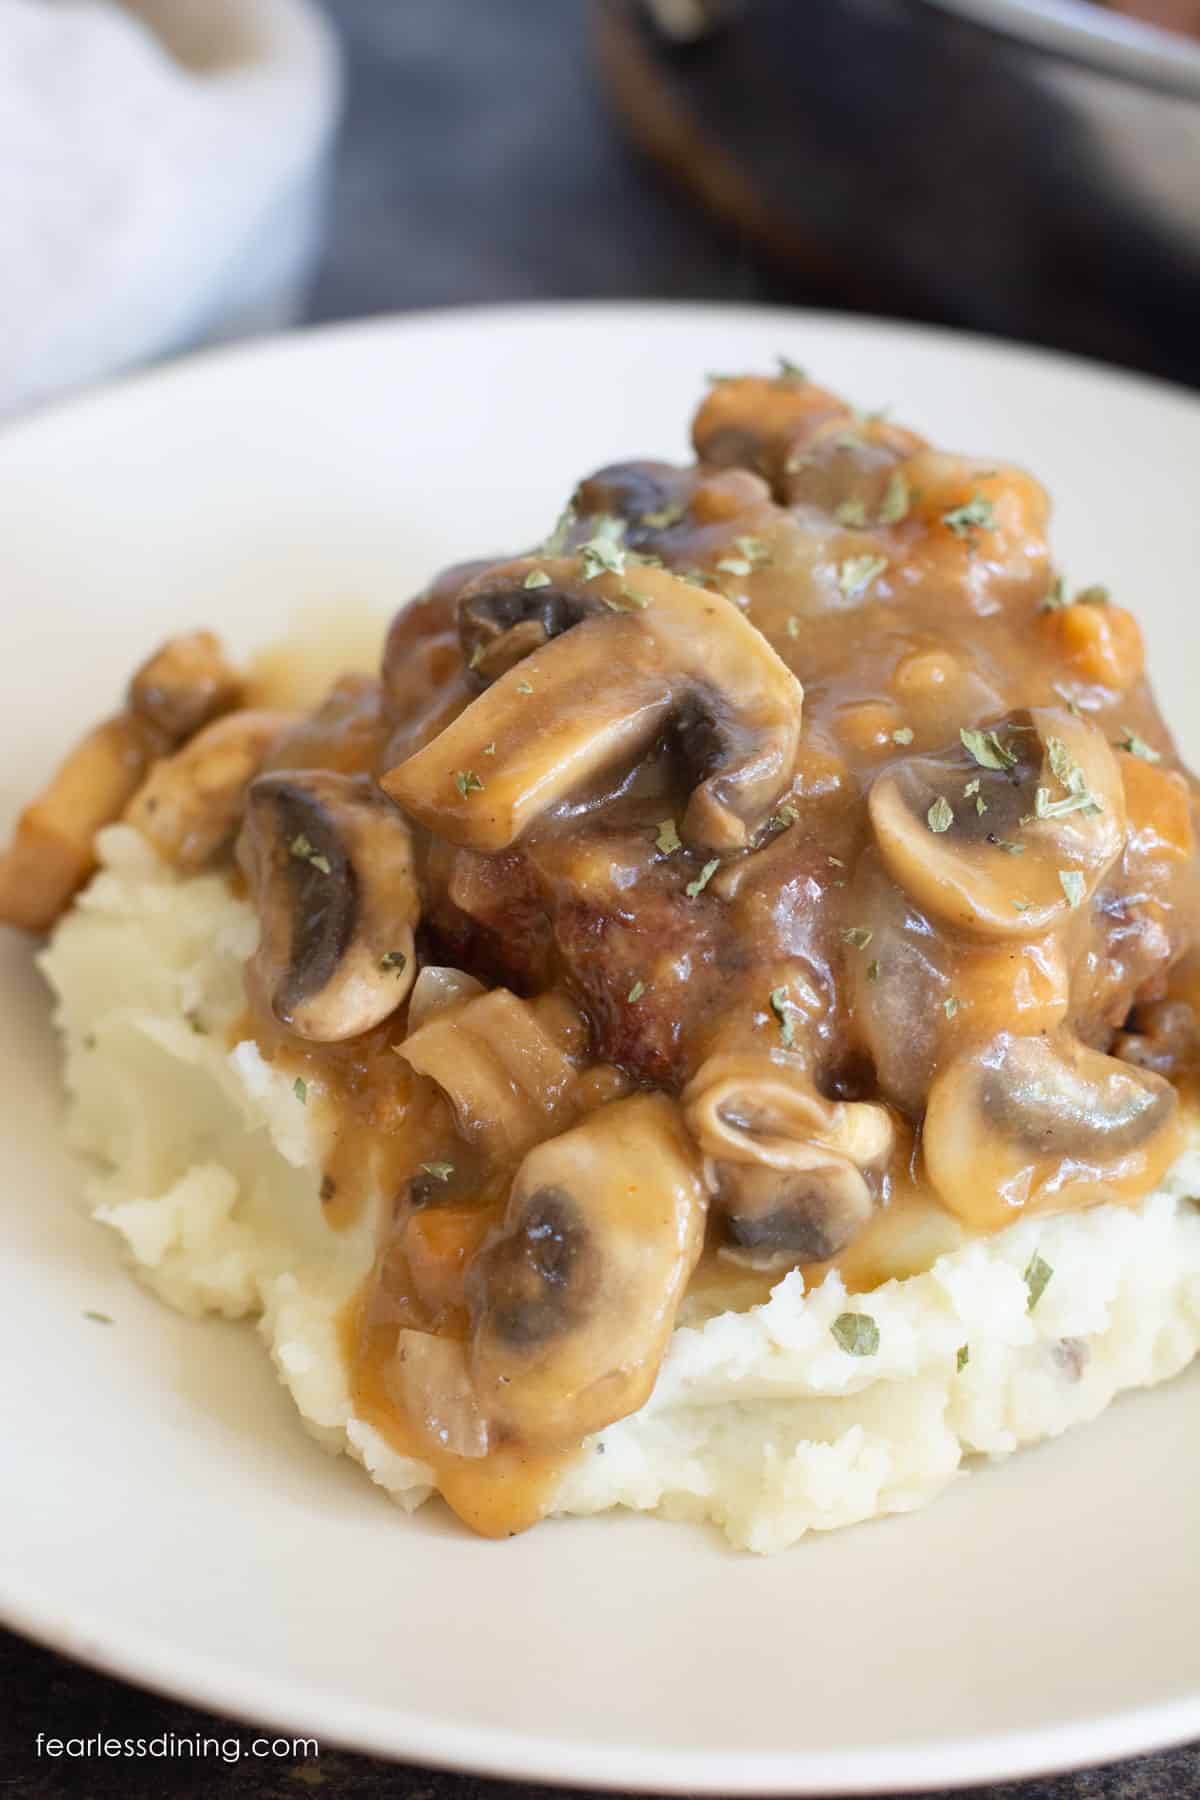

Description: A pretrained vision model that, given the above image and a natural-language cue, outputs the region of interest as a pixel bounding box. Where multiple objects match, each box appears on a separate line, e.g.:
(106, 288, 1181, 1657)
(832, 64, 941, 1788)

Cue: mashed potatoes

(41, 825, 1200, 1553)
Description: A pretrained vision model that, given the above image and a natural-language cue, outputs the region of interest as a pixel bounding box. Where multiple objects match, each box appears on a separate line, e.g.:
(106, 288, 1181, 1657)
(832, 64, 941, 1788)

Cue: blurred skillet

(594, 0, 1200, 385)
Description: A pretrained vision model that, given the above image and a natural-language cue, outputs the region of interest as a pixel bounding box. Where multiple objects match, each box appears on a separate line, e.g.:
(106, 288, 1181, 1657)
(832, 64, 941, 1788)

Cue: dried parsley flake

(831, 1312, 880, 1356)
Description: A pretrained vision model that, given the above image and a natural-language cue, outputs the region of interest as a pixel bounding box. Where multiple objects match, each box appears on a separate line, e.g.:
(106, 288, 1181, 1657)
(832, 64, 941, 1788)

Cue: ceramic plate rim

(1, 302, 1198, 1793)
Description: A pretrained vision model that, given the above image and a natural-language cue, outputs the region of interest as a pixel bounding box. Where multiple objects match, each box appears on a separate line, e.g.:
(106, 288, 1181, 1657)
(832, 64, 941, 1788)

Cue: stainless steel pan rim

(921, 0, 1200, 98)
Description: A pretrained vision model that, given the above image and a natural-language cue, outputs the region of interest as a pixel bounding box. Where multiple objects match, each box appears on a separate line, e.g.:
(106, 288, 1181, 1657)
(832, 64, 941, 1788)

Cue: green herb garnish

(419, 1161, 454, 1182)
(1059, 870, 1086, 908)
(843, 927, 873, 950)
(627, 980, 646, 1004)
(960, 727, 1017, 771)
(878, 470, 911, 526)
(655, 818, 682, 855)
(641, 500, 686, 530)
(578, 515, 627, 581)
(454, 769, 484, 798)
(927, 795, 954, 833)
(956, 1344, 969, 1372)
(1024, 1252, 1053, 1312)
(290, 834, 331, 876)
(892, 726, 914, 746)
(1115, 729, 1160, 763)
(768, 986, 795, 1048)
(686, 858, 720, 898)
(293, 1077, 307, 1104)
(834, 498, 868, 528)
(942, 494, 995, 540)
(838, 554, 888, 596)
(1030, 738, 1103, 821)
(831, 1312, 880, 1356)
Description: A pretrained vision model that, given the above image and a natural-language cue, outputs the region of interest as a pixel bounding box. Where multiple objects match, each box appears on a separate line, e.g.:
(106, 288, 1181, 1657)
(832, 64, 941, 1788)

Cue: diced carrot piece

(1121, 755, 1194, 861)
(1042, 602, 1144, 689)
(405, 1206, 496, 1316)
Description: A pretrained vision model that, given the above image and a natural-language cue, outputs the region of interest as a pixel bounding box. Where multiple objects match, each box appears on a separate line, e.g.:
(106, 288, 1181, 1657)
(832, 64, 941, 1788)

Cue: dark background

(4, 1, 1198, 1795)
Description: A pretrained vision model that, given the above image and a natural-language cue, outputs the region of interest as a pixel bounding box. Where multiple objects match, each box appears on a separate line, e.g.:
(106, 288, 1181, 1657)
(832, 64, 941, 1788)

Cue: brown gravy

(220, 371, 1200, 1537)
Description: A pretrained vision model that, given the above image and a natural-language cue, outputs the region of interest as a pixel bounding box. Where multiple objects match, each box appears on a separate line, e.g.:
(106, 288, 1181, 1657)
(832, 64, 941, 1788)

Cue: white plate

(1, 304, 1198, 1793)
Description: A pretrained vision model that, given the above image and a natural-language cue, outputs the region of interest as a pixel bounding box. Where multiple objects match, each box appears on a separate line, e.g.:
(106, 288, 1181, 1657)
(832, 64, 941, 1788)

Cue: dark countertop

(3, 1, 1197, 1794)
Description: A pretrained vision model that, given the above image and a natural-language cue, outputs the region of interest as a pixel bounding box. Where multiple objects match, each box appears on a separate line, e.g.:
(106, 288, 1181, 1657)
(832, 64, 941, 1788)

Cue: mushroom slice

(386, 1330, 488, 1460)
(683, 1051, 892, 1264)
(717, 1160, 874, 1267)
(396, 987, 582, 1160)
(406, 964, 487, 1032)
(125, 709, 297, 868)
(456, 555, 607, 686)
(923, 1030, 1181, 1229)
(383, 562, 803, 854)
(468, 1092, 709, 1447)
(682, 1051, 894, 1171)
(569, 460, 696, 547)
(237, 770, 419, 1041)
(0, 713, 161, 931)
(127, 630, 242, 740)
(868, 707, 1125, 939)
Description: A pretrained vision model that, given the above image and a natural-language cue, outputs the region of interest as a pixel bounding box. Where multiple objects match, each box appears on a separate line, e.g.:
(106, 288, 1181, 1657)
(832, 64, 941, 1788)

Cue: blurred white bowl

(0, 0, 342, 417)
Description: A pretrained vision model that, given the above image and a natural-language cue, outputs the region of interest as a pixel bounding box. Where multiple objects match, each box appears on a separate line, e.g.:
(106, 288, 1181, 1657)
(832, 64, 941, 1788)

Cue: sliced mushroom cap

(843, 848, 1072, 1117)
(406, 964, 486, 1032)
(868, 707, 1125, 938)
(716, 1159, 874, 1267)
(456, 555, 607, 686)
(0, 713, 161, 931)
(386, 1330, 488, 1459)
(923, 1030, 1180, 1228)
(395, 986, 582, 1160)
(125, 709, 297, 868)
(236, 769, 419, 1041)
(127, 630, 242, 741)
(570, 460, 696, 548)
(468, 1092, 708, 1446)
(382, 562, 803, 854)
(682, 1051, 894, 1170)
(683, 1051, 891, 1264)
